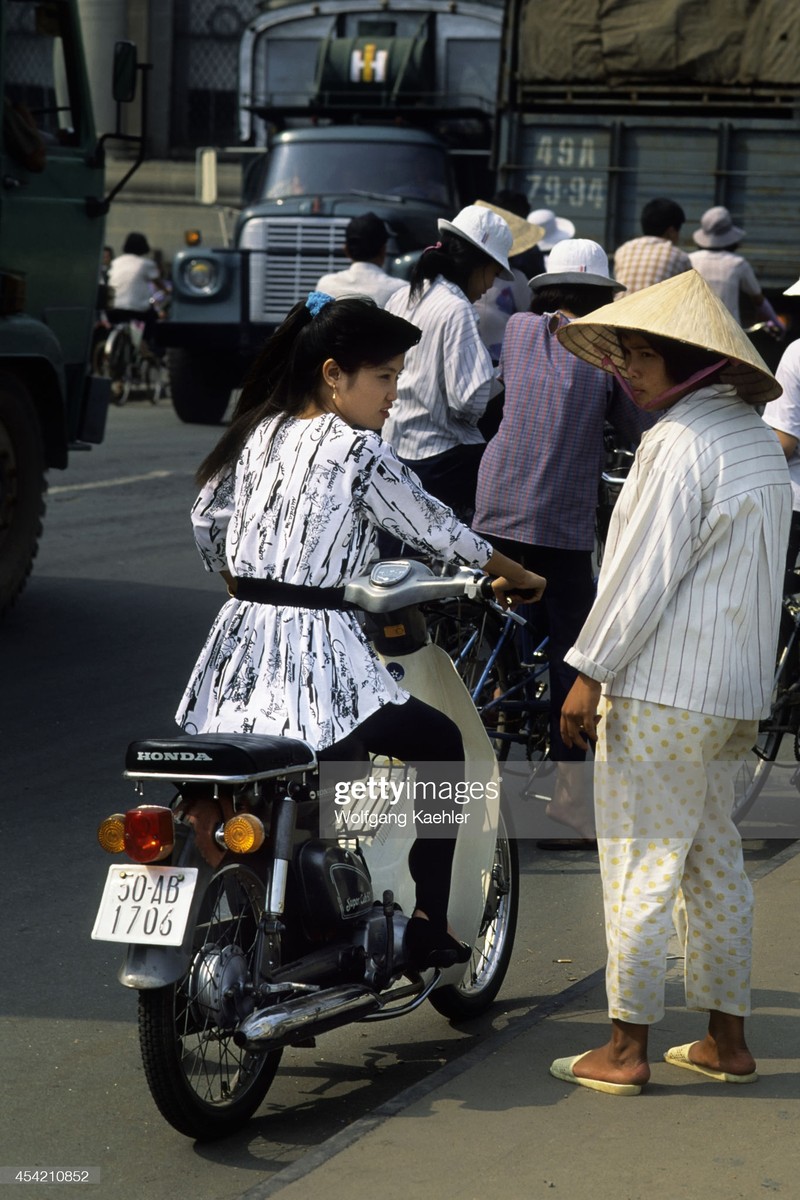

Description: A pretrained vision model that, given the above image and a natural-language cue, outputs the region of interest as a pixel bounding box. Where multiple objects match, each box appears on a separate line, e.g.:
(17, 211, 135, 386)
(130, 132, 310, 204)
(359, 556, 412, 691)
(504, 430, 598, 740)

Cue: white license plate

(91, 865, 198, 946)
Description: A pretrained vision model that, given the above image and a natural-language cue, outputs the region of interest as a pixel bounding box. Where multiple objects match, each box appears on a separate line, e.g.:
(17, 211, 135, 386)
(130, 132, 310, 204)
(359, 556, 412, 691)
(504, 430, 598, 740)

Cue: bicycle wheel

(428, 600, 516, 759)
(732, 606, 799, 824)
(106, 327, 135, 405)
(428, 804, 519, 1019)
(138, 863, 282, 1140)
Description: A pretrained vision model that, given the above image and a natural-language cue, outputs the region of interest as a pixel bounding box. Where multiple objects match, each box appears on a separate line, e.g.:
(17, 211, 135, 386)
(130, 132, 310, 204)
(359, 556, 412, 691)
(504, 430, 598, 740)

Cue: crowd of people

(173, 189, 799, 1093)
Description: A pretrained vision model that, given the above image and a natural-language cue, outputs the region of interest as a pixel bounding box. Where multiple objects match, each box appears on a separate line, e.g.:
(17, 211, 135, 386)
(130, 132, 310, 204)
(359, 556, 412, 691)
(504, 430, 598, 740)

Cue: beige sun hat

(475, 200, 544, 258)
(556, 269, 781, 405)
(437, 204, 515, 280)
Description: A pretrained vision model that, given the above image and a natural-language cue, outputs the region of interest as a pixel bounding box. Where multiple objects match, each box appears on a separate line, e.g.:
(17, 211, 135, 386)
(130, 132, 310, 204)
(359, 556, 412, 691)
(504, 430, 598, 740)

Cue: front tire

(0, 377, 45, 618)
(138, 864, 282, 1140)
(168, 348, 235, 424)
(429, 806, 519, 1020)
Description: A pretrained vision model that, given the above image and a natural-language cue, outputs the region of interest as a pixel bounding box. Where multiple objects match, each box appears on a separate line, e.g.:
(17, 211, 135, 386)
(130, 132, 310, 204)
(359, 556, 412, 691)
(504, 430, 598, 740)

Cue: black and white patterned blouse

(176, 413, 493, 749)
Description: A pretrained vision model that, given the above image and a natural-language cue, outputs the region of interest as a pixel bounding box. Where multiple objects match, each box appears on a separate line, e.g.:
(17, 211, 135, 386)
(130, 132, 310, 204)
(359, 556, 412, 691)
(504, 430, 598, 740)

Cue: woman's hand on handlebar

(490, 569, 546, 606)
(482, 549, 547, 605)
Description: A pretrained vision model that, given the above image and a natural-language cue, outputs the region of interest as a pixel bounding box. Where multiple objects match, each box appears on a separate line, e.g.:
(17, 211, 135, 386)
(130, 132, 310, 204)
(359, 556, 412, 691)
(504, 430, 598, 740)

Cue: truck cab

(158, 0, 504, 425)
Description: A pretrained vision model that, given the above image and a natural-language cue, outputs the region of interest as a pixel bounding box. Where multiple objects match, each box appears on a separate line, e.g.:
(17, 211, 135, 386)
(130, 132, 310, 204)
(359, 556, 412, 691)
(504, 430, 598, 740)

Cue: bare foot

(572, 1042, 651, 1088)
(685, 1034, 756, 1078)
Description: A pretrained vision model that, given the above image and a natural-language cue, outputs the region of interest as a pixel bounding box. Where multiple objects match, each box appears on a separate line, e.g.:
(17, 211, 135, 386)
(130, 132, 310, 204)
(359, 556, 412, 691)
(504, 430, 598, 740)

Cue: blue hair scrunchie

(305, 291, 335, 318)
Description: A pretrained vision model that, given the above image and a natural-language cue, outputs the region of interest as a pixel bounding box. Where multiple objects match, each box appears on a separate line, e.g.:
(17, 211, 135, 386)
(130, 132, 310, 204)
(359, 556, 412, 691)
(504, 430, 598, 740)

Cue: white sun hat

(556, 269, 781, 406)
(528, 238, 624, 291)
(437, 205, 515, 280)
(527, 207, 576, 251)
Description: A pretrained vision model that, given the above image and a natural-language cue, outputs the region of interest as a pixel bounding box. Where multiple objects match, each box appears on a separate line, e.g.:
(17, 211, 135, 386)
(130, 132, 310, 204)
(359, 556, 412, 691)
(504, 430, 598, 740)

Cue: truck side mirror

(196, 148, 219, 205)
(113, 41, 138, 104)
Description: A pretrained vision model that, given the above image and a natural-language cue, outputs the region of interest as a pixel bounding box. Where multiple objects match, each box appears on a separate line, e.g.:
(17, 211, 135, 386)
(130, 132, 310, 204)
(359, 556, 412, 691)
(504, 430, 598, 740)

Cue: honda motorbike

(91, 561, 521, 1140)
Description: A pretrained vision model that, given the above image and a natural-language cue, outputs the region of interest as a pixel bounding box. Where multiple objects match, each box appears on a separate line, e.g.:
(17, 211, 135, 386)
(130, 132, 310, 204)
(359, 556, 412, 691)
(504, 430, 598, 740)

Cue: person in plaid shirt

(611, 198, 692, 297)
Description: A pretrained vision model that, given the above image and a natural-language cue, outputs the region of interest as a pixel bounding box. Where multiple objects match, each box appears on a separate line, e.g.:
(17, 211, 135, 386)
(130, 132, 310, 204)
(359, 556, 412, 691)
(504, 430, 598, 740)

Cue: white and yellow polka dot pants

(594, 695, 757, 1025)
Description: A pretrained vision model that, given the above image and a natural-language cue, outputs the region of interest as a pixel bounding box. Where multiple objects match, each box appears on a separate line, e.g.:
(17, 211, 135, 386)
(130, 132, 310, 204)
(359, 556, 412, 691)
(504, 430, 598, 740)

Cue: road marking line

(50, 470, 174, 495)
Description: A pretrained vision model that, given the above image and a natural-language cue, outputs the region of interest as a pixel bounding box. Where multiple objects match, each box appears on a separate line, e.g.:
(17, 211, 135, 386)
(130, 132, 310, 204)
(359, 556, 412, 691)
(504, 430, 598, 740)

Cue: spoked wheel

(732, 606, 800, 824)
(106, 327, 135, 406)
(138, 864, 282, 1140)
(428, 806, 519, 1020)
(141, 356, 164, 404)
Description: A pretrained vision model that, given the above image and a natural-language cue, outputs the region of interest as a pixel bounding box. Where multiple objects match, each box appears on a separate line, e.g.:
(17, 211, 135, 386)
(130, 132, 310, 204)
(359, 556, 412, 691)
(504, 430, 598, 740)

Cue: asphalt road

(0, 398, 793, 1199)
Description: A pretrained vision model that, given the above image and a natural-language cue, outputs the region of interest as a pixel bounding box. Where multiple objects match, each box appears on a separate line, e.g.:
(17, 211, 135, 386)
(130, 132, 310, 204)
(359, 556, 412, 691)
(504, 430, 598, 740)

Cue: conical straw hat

(556, 269, 781, 405)
(475, 200, 544, 257)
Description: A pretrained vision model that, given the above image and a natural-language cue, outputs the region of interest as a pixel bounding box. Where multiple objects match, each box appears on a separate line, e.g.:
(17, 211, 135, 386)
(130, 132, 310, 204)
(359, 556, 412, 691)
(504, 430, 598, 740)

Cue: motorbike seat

(125, 733, 317, 782)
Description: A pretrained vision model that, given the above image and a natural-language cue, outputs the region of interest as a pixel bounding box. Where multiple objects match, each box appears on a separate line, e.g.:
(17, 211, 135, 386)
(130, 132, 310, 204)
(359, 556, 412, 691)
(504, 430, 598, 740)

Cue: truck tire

(167, 348, 234, 425)
(0, 379, 46, 618)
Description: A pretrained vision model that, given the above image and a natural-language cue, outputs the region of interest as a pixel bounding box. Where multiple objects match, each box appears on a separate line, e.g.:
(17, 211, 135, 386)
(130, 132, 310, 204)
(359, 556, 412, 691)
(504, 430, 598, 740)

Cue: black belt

(231, 577, 357, 610)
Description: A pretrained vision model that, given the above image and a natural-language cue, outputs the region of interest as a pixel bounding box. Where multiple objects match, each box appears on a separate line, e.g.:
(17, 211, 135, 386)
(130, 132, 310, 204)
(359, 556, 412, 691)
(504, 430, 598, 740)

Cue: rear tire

(0, 377, 45, 618)
(168, 349, 235, 424)
(138, 864, 282, 1140)
(429, 806, 519, 1020)
(732, 606, 798, 824)
(104, 327, 136, 406)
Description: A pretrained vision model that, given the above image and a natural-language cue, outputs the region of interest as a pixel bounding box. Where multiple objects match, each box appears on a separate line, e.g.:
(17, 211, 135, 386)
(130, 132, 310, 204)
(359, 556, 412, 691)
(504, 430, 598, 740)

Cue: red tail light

(124, 806, 175, 863)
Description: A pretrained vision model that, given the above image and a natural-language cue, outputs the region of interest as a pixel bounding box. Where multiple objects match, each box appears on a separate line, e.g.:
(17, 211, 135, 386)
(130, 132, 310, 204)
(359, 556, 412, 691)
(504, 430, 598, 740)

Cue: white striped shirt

(566, 385, 791, 719)
(382, 277, 496, 459)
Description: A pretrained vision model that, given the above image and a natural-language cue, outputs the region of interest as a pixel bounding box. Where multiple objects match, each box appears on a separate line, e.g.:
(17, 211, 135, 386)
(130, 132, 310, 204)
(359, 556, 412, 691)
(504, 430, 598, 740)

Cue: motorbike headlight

(181, 257, 220, 296)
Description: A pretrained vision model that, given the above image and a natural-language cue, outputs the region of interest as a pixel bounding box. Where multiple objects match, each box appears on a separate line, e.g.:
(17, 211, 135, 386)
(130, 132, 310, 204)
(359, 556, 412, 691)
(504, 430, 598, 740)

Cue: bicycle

(93, 303, 169, 407)
(426, 590, 551, 763)
(732, 580, 800, 823)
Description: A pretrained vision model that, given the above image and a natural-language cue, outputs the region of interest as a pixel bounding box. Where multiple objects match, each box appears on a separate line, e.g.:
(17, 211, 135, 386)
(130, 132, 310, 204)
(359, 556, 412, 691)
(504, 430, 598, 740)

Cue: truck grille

(240, 217, 350, 324)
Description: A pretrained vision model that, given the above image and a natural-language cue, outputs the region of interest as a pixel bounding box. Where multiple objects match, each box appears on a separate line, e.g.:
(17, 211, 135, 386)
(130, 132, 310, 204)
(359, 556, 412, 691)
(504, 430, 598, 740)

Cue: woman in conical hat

(547, 270, 792, 1095)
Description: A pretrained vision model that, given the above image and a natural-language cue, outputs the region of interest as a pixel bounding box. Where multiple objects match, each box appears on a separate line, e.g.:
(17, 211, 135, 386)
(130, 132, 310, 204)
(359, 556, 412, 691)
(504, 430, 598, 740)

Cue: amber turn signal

(222, 813, 265, 854)
(97, 813, 126, 854)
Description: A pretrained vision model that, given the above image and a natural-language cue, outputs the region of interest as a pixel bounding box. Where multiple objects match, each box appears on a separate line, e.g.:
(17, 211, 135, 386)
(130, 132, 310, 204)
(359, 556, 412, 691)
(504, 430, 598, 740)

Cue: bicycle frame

(451, 607, 550, 755)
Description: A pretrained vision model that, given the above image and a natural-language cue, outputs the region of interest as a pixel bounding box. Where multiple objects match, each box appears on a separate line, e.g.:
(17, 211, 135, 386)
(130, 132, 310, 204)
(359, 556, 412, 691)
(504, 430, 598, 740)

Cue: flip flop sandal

(550, 1052, 642, 1096)
(663, 1042, 758, 1083)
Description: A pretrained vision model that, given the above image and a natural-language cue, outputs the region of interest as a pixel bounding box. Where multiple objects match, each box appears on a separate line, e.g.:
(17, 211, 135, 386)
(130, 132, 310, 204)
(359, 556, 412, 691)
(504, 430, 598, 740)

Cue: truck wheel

(167, 349, 234, 425)
(0, 379, 45, 618)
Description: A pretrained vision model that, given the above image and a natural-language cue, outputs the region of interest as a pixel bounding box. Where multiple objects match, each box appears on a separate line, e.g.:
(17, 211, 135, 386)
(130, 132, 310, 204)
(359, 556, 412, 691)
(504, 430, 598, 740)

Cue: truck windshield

(260, 140, 452, 205)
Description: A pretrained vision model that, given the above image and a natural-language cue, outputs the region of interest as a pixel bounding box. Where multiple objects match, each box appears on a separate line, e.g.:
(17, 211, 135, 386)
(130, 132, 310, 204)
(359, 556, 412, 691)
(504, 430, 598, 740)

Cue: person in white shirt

(314, 212, 406, 308)
(382, 204, 513, 521)
(689, 205, 782, 332)
(547, 270, 791, 1096)
(107, 232, 163, 351)
(107, 232, 160, 317)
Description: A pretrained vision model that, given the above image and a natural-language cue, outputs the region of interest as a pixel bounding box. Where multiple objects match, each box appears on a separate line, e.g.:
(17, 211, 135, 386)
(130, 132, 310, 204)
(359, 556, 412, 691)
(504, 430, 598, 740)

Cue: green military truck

(159, 0, 505, 425)
(0, 0, 144, 616)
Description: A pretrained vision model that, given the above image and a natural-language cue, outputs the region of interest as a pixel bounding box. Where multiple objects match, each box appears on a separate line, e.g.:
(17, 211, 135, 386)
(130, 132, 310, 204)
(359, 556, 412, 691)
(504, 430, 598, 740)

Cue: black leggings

(317, 698, 464, 932)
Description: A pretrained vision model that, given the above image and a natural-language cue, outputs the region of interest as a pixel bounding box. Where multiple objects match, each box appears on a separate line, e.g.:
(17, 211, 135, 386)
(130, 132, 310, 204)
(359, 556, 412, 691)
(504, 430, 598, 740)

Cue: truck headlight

(181, 257, 220, 295)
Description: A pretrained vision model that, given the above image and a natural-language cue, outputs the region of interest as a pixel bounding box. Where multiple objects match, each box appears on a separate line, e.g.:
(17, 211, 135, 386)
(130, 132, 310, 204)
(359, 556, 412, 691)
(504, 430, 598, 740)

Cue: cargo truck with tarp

(496, 0, 800, 332)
